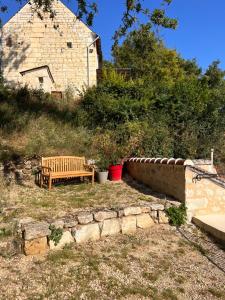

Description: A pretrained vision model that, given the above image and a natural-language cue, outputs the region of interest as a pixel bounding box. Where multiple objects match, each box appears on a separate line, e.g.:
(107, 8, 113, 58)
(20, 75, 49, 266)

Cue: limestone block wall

(126, 158, 225, 221)
(1, 0, 100, 94)
(185, 167, 225, 219)
(126, 159, 186, 202)
(15, 204, 169, 255)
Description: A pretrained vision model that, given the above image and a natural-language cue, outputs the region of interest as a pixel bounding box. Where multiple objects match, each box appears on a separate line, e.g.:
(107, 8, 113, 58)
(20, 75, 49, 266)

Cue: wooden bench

(40, 156, 95, 190)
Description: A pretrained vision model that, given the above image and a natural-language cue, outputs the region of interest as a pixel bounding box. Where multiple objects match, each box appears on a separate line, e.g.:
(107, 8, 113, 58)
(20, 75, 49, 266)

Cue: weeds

(166, 203, 187, 226)
(161, 288, 178, 300)
(49, 225, 63, 246)
(208, 288, 225, 298)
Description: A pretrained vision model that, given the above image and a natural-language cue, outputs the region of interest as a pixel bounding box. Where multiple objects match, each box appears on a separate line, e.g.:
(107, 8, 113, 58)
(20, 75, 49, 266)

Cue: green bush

(166, 204, 187, 227)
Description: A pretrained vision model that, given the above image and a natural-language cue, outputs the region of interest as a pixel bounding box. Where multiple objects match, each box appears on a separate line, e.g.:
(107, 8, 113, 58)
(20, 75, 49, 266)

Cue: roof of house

(20, 65, 55, 83)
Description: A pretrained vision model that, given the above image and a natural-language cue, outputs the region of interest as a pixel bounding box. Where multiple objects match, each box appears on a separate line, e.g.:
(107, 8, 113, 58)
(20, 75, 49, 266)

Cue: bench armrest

(84, 164, 95, 172)
(41, 166, 52, 173)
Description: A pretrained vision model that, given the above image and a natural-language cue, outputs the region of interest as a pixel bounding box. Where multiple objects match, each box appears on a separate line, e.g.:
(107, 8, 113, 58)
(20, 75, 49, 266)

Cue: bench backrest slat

(41, 156, 85, 173)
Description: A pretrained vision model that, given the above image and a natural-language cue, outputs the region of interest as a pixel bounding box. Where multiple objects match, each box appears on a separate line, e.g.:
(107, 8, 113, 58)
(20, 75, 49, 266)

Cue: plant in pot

(96, 156, 110, 184)
(92, 129, 127, 182)
(108, 152, 124, 181)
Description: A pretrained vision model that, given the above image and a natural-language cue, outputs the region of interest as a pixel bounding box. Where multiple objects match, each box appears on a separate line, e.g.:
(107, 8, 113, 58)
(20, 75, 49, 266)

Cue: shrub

(166, 203, 187, 227)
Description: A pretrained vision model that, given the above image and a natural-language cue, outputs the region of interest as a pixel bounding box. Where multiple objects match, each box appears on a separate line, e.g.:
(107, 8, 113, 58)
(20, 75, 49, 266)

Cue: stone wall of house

(15, 204, 170, 255)
(185, 166, 225, 220)
(126, 160, 186, 202)
(1, 0, 100, 94)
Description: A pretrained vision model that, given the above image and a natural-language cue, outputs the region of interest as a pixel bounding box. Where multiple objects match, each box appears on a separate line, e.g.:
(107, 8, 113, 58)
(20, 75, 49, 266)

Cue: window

(6, 36, 12, 47)
(67, 42, 73, 48)
(38, 77, 44, 84)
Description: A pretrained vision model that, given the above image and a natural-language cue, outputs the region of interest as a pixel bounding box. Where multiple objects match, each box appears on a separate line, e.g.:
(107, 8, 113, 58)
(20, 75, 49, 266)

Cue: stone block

(23, 221, 51, 241)
(136, 214, 155, 229)
(24, 237, 49, 255)
(158, 211, 169, 224)
(94, 210, 117, 222)
(150, 210, 158, 222)
(63, 218, 78, 228)
(121, 216, 137, 234)
(73, 223, 100, 243)
(49, 231, 74, 250)
(77, 212, 93, 225)
(117, 209, 124, 218)
(17, 217, 35, 229)
(101, 218, 121, 237)
(51, 220, 64, 229)
(140, 206, 151, 213)
(123, 206, 142, 216)
(149, 204, 164, 211)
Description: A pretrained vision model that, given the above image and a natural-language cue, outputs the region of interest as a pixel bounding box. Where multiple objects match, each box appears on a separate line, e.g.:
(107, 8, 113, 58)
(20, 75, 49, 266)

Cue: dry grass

(0, 175, 160, 221)
(0, 225, 225, 300)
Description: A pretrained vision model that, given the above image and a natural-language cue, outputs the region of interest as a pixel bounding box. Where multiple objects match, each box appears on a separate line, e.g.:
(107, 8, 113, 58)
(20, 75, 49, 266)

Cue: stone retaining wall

(16, 204, 169, 255)
(1, 156, 40, 184)
(126, 159, 187, 202)
(126, 158, 225, 221)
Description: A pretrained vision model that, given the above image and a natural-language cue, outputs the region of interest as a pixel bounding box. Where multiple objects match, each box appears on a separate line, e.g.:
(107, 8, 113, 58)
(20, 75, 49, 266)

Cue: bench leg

(40, 174, 43, 188)
(48, 178, 52, 190)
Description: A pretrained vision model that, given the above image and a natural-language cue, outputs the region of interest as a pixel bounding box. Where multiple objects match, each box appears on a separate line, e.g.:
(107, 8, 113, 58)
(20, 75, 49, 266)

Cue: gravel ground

(0, 176, 225, 299)
(0, 225, 225, 300)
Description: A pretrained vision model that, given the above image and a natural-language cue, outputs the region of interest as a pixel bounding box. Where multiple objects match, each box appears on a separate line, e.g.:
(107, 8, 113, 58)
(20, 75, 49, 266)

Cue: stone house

(0, 0, 102, 96)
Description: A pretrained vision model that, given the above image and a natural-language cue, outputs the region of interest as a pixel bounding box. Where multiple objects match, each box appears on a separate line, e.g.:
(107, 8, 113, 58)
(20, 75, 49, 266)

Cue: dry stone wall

(16, 204, 169, 256)
(2, 156, 40, 184)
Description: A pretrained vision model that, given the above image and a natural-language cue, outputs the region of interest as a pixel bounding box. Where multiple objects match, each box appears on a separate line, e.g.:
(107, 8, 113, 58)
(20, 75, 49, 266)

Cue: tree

(113, 25, 200, 85)
(203, 60, 225, 88)
(0, 0, 177, 45)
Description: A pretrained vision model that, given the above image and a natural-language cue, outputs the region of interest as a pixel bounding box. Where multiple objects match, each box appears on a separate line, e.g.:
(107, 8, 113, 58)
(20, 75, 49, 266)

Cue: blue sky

(2, 0, 225, 71)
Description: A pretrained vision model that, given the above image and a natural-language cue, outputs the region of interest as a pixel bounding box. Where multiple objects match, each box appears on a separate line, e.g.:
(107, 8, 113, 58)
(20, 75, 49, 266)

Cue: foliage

(92, 130, 125, 165)
(49, 225, 63, 246)
(1, 26, 225, 166)
(96, 156, 110, 172)
(166, 204, 187, 227)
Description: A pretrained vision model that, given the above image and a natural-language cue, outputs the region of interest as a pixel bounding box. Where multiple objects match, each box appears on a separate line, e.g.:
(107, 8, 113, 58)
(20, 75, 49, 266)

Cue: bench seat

(42, 171, 93, 178)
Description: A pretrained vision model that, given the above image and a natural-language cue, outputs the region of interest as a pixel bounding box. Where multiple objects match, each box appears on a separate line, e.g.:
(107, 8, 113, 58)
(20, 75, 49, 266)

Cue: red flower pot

(108, 164, 123, 181)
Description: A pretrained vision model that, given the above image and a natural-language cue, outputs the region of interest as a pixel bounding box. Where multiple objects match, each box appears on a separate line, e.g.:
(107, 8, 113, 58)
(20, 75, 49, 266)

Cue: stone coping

(15, 203, 173, 256)
(126, 157, 194, 166)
